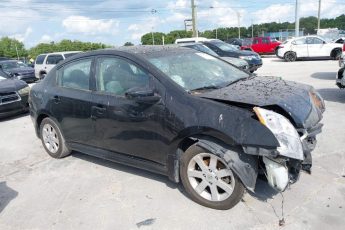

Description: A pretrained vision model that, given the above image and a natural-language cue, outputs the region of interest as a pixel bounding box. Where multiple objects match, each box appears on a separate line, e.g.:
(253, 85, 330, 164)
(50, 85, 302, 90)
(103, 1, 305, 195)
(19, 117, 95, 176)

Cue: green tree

(0, 37, 27, 58)
(28, 40, 111, 58)
(124, 42, 134, 46)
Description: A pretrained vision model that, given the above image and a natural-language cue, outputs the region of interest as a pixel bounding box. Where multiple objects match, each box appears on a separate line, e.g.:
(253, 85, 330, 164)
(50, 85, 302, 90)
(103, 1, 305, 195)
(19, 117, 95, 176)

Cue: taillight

(343, 43, 345, 51)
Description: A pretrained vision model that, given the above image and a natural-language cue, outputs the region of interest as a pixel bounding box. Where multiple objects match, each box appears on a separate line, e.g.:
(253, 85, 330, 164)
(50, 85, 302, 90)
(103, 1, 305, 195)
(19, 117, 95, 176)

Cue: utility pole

(191, 0, 198, 37)
(151, 29, 155, 45)
(236, 11, 241, 39)
(317, 0, 321, 31)
(295, 0, 300, 37)
(251, 19, 254, 38)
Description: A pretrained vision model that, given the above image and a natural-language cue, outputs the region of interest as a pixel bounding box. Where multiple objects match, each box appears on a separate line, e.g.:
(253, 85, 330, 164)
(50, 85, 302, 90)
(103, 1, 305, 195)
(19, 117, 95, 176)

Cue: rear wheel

(40, 117, 71, 158)
(180, 145, 245, 210)
(284, 51, 297, 62)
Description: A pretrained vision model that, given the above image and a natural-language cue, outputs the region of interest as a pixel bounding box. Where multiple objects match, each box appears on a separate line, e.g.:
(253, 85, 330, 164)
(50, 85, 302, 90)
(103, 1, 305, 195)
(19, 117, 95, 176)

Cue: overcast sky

(1, 0, 344, 48)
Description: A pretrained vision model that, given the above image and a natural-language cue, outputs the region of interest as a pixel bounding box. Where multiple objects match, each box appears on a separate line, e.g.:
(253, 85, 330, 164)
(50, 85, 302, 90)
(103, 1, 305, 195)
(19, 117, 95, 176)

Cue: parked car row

(175, 37, 262, 72)
(276, 35, 343, 62)
(29, 45, 325, 210)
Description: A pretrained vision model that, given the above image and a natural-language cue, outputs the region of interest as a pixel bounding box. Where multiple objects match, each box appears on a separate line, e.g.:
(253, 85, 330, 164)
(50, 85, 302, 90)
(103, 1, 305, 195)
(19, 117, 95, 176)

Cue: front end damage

(242, 104, 324, 192)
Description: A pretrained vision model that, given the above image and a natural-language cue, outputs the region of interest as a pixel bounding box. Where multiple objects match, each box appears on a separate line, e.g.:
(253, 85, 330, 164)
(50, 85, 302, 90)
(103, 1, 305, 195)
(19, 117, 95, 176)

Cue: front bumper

(298, 123, 323, 172)
(18, 74, 38, 83)
(339, 54, 344, 68)
(247, 58, 263, 72)
(336, 67, 345, 88)
(0, 94, 29, 118)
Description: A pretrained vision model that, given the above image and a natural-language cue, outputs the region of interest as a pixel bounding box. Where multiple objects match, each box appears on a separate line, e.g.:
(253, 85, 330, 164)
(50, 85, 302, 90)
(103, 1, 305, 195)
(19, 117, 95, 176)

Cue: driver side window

(95, 57, 151, 95)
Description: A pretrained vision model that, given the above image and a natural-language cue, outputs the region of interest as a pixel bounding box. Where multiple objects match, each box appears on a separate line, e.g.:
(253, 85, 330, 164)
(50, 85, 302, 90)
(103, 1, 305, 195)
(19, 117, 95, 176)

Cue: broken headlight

(253, 107, 303, 160)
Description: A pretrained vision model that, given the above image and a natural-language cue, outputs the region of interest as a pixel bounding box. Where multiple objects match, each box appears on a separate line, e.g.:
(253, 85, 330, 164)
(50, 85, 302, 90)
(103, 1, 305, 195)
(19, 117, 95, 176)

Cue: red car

(250, 37, 281, 54)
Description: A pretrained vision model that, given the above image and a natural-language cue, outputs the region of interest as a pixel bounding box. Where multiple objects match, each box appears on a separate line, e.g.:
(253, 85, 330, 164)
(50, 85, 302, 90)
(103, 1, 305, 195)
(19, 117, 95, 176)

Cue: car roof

(55, 45, 196, 67)
(0, 60, 18, 63)
(37, 51, 81, 56)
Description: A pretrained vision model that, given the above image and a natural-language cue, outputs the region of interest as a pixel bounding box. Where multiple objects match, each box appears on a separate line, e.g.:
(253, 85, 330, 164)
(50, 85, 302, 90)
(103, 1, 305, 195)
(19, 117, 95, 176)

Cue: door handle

(53, 95, 61, 104)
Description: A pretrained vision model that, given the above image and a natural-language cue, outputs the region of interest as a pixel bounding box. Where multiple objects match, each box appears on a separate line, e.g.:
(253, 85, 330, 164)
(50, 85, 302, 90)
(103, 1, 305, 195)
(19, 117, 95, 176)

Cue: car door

(45, 54, 64, 73)
(251, 38, 261, 53)
(306, 37, 327, 57)
(90, 55, 167, 164)
(50, 58, 94, 145)
(291, 37, 308, 57)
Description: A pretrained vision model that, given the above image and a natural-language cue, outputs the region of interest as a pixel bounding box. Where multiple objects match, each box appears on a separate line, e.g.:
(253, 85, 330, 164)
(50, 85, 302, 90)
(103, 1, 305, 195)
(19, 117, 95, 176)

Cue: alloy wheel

(42, 123, 60, 154)
(187, 152, 235, 202)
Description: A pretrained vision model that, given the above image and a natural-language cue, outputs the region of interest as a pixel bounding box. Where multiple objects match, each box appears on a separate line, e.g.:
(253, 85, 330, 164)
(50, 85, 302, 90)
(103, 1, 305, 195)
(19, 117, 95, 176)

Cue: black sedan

(0, 69, 30, 118)
(202, 39, 262, 72)
(29, 46, 324, 210)
(0, 60, 37, 83)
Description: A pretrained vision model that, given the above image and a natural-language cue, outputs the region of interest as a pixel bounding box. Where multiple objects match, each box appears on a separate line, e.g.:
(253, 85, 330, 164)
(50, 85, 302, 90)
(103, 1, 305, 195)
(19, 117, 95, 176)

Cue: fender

(169, 136, 259, 191)
(195, 138, 258, 192)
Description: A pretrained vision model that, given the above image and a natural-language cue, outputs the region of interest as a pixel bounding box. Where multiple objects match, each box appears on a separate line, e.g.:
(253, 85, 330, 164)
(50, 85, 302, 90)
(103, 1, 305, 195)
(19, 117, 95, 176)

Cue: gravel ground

(1, 57, 345, 230)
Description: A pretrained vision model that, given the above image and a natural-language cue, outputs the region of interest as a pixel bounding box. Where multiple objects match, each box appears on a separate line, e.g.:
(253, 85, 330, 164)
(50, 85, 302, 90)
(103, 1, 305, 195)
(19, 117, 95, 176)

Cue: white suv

(276, 36, 343, 62)
(35, 51, 81, 79)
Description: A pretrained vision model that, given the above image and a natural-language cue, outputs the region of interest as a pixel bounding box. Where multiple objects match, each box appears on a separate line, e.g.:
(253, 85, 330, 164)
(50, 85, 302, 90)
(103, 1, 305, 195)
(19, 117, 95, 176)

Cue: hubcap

(187, 153, 235, 202)
(42, 124, 59, 153)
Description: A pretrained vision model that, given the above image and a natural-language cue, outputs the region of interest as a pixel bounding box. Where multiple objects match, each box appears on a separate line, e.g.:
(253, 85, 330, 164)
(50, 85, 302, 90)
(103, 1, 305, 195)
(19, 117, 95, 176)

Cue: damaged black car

(29, 46, 325, 210)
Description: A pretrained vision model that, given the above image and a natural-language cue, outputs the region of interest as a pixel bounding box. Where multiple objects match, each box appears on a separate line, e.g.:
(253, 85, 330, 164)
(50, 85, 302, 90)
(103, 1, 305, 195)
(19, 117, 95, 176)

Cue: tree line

(0, 38, 111, 59)
(0, 14, 344, 59)
(141, 14, 345, 45)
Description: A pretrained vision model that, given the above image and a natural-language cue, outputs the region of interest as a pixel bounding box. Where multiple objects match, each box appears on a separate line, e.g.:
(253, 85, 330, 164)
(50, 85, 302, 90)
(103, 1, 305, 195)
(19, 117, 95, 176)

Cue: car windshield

(0, 61, 27, 70)
(188, 44, 218, 56)
(211, 41, 239, 52)
(148, 51, 249, 92)
(0, 69, 9, 80)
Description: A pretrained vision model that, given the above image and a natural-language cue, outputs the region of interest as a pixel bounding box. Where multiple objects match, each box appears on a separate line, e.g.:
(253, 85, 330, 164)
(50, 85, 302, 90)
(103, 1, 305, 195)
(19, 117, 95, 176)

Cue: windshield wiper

(224, 74, 257, 87)
(190, 85, 220, 91)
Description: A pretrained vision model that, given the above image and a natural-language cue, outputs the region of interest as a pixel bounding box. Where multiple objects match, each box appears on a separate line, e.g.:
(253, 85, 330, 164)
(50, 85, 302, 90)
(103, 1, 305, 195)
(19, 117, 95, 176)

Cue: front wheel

(284, 51, 297, 62)
(40, 117, 71, 158)
(180, 145, 245, 210)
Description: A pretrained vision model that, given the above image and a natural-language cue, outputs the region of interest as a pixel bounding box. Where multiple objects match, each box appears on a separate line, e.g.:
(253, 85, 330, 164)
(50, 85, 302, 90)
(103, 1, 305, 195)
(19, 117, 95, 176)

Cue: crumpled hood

(199, 76, 323, 128)
(0, 79, 27, 93)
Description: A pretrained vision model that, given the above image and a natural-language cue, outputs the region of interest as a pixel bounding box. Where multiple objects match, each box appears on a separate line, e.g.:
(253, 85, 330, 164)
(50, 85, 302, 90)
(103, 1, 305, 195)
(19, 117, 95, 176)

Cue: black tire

(180, 144, 245, 210)
(332, 49, 342, 60)
(40, 117, 71, 159)
(284, 51, 297, 62)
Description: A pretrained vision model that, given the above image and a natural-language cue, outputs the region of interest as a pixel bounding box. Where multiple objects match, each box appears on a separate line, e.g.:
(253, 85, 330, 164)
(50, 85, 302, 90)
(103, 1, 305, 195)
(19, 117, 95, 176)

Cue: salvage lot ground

(1, 57, 345, 230)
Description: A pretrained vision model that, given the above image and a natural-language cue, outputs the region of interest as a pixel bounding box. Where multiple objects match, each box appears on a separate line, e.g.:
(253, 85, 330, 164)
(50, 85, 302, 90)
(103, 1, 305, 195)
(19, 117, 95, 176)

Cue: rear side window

(35, 55, 46, 64)
(292, 38, 306, 45)
(58, 59, 92, 90)
(262, 38, 269, 44)
(46, 55, 64, 65)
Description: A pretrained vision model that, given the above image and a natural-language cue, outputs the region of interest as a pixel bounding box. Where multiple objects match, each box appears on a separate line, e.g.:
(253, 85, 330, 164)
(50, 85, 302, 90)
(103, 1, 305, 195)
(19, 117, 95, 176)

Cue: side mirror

(125, 88, 161, 104)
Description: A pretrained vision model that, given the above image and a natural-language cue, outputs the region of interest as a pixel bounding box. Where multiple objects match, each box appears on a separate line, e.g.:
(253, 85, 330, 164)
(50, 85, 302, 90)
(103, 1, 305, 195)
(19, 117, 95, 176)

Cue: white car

(35, 51, 81, 79)
(276, 36, 343, 62)
(175, 37, 209, 44)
